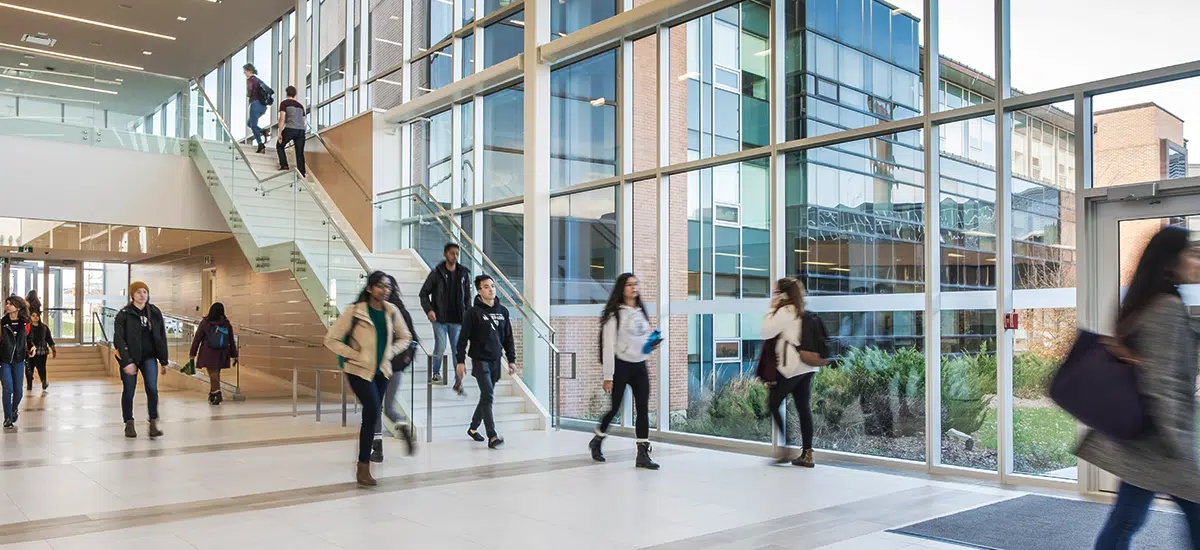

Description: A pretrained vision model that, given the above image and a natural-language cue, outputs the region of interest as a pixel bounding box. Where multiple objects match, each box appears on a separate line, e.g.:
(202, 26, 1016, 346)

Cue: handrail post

(292, 368, 298, 417)
(426, 355, 434, 443)
(315, 372, 322, 422)
(341, 373, 348, 428)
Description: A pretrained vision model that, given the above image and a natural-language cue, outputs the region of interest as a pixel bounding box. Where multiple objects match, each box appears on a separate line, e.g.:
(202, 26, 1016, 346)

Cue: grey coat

(1075, 295, 1200, 501)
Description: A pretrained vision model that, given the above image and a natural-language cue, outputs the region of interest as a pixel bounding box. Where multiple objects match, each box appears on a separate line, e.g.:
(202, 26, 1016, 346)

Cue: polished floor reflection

(0, 375, 1031, 549)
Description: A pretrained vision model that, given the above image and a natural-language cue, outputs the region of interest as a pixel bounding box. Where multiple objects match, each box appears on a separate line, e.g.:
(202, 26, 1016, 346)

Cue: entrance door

(44, 262, 81, 344)
(1089, 190, 1200, 492)
(201, 268, 217, 315)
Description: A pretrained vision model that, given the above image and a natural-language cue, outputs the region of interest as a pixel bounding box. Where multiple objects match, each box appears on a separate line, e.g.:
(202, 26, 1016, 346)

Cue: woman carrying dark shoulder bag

(761, 277, 830, 467)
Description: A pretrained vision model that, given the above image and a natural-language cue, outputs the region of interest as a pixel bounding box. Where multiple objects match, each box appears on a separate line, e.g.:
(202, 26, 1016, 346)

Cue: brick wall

(1093, 104, 1182, 188)
(368, 0, 405, 110)
(553, 315, 663, 424)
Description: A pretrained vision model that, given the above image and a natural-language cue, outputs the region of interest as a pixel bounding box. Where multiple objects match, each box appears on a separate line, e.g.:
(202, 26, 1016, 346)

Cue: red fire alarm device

(1003, 312, 1020, 330)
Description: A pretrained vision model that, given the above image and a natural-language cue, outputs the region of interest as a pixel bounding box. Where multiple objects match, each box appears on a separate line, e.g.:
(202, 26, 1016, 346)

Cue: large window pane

(413, 109, 453, 207)
(672, 159, 772, 301)
(318, 0, 347, 102)
(483, 86, 524, 201)
(671, 1, 770, 165)
(551, 50, 618, 190)
(231, 48, 249, 141)
(252, 30, 276, 93)
(483, 204, 524, 289)
(940, 308, 997, 471)
(785, 0, 923, 141)
(1092, 79, 1197, 189)
(672, 313, 771, 442)
(417, 0, 454, 50)
(936, 0, 993, 111)
(413, 45, 453, 97)
(461, 100, 475, 207)
(552, 0, 617, 39)
(784, 129, 925, 294)
(550, 188, 618, 304)
(484, 11, 524, 68)
(939, 116, 998, 292)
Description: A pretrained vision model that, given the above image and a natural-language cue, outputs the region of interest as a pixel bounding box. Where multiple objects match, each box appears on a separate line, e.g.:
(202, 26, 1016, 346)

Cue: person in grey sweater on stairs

(589, 273, 661, 470)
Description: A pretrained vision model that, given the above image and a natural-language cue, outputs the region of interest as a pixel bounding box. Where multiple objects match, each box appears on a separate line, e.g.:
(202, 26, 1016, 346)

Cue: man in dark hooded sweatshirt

(456, 275, 517, 449)
(419, 243, 471, 394)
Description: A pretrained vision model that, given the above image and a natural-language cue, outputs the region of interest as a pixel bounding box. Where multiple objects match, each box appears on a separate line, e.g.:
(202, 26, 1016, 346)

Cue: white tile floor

(0, 378, 1025, 549)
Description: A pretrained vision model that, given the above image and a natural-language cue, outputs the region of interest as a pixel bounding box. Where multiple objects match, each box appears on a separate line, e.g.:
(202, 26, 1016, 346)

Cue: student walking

(323, 271, 412, 487)
(371, 274, 419, 461)
(589, 273, 661, 469)
(762, 277, 830, 467)
(276, 85, 307, 176)
(188, 303, 239, 406)
(0, 296, 29, 429)
(1076, 226, 1200, 549)
(25, 311, 54, 392)
(24, 290, 40, 316)
(419, 243, 471, 394)
(113, 282, 168, 439)
(456, 275, 516, 449)
(243, 63, 272, 154)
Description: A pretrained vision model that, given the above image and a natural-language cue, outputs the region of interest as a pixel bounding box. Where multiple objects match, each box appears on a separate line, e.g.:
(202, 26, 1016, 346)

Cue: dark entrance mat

(889, 494, 1189, 549)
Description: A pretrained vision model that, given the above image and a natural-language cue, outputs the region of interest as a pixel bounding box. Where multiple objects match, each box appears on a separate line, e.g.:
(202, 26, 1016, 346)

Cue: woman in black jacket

(189, 303, 239, 406)
(113, 281, 168, 439)
(25, 311, 55, 392)
(0, 296, 29, 429)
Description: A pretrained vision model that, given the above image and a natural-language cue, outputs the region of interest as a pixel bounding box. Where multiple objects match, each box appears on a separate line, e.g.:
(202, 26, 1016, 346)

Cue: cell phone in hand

(643, 329, 663, 354)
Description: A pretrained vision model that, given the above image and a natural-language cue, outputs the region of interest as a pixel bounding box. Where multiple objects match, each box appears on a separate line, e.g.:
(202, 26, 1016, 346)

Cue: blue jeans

(376, 369, 408, 436)
(121, 359, 160, 422)
(348, 372, 387, 463)
(248, 100, 267, 147)
(0, 362, 25, 420)
(1096, 482, 1200, 549)
(432, 322, 462, 384)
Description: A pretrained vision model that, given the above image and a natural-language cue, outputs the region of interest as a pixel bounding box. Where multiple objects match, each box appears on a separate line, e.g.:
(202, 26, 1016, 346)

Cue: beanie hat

(129, 281, 149, 298)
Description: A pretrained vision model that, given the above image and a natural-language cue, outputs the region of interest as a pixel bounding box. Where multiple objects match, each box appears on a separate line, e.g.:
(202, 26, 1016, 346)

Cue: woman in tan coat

(324, 271, 411, 486)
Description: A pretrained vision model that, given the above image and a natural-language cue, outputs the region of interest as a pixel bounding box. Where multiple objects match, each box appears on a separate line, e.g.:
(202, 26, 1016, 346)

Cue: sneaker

(25, 384, 30, 392)
(208, 392, 218, 406)
(398, 425, 417, 456)
(3, 418, 11, 429)
(370, 438, 384, 463)
(466, 428, 485, 442)
(488, 436, 505, 449)
(453, 381, 466, 398)
(41, 383, 47, 391)
(255, 145, 266, 154)
(280, 164, 290, 172)
(431, 372, 442, 383)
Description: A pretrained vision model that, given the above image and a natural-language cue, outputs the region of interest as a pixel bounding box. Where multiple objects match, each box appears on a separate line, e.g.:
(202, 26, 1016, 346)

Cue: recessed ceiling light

(142, 51, 152, 56)
(90, 41, 102, 47)
(389, 15, 399, 20)
(118, 3, 132, 8)
(177, 16, 187, 21)
(114, 78, 123, 82)
(18, 63, 27, 67)
(0, 42, 144, 70)
(22, 54, 34, 59)
(0, 2, 176, 41)
(0, 73, 118, 95)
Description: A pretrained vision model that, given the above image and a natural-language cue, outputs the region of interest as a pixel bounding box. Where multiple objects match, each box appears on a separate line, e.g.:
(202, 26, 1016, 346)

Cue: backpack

(206, 323, 230, 350)
(258, 79, 275, 105)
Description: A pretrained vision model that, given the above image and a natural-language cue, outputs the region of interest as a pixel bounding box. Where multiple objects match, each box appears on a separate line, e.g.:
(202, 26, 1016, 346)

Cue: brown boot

(148, 420, 163, 438)
(356, 461, 377, 486)
(792, 449, 815, 468)
(124, 420, 136, 438)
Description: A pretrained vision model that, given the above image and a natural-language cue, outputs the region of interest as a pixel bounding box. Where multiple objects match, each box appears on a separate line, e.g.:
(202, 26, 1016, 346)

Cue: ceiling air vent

(21, 34, 56, 47)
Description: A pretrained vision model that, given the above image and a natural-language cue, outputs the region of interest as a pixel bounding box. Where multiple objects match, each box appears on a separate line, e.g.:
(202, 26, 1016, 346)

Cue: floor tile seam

(0, 448, 676, 545)
(6, 409, 321, 433)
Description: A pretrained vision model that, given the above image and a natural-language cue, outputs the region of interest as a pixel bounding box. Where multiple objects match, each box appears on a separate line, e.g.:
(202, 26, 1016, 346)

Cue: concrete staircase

(188, 139, 545, 437)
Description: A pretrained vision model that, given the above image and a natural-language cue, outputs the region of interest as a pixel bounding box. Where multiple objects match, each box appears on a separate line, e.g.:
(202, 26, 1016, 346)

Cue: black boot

(589, 435, 606, 462)
(215, 390, 223, 405)
(208, 391, 219, 405)
(398, 424, 417, 456)
(636, 442, 659, 470)
(370, 438, 384, 463)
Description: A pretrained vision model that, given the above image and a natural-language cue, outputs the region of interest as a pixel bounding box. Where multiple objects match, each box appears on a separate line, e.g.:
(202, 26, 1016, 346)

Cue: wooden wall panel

(309, 113, 375, 250)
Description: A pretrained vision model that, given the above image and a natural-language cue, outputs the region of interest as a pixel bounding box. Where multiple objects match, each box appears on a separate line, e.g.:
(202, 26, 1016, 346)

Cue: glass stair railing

(374, 185, 570, 423)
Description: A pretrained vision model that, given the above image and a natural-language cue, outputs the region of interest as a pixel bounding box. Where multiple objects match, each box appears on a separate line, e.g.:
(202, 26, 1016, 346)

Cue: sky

(889, 0, 1200, 154)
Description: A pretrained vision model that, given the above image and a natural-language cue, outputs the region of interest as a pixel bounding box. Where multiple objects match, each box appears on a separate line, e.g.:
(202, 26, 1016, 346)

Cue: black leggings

(598, 360, 650, 440)
(26, 355, 47, 387)
(769, 373, 814, 450)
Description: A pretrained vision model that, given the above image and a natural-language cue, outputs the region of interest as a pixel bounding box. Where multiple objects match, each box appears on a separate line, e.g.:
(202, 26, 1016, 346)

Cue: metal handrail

(193, 84, 279, 189)
(159, 311, 323, 348)
(381, 185, 560, 353)
(305, 120, 373, 204)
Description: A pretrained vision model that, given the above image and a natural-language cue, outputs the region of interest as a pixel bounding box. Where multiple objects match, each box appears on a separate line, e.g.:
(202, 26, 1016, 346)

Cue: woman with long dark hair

(371, 274, 419, 461)
(189, 302, 239, 405)
(24, 290, 40, 316)
(1077, 225, 1200, 549)
(0, 296, 29, 429)
(25, 311, 55, 392)
(324, 271, 412, 486)
(762, 278, 829, 467)
(589, 273, 661, 469)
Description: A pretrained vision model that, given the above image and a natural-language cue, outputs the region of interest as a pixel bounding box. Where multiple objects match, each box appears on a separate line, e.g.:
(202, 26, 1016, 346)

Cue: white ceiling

(0, 0, 295, 79)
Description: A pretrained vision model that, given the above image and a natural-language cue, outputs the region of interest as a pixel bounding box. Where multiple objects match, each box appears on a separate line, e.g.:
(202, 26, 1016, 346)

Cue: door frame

(41, 260, 83, 345)
(1080, 178, 1200, 494)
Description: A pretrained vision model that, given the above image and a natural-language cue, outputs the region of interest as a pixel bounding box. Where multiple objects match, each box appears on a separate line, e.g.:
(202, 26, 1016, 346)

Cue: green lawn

(975, 406, 1078, 474)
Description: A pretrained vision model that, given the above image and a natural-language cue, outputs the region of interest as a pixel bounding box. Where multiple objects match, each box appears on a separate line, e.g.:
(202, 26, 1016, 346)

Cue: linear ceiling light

(0, 2, 176, 41)
(0, 42, 144, 70)
(0, 73, 118, 95)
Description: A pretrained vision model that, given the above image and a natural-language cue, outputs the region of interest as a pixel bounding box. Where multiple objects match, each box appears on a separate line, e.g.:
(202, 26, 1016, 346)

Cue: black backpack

(258, 79, 275, 105)
(206, 323, 231, 350)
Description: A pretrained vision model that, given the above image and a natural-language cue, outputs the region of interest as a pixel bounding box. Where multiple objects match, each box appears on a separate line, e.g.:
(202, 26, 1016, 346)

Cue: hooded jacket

(456, 295, 515, 372)
(419, 261, 472, 324)
(324, 301, 412, 382)
(113, 303, 168, 366)
(600, 305, 652, 381)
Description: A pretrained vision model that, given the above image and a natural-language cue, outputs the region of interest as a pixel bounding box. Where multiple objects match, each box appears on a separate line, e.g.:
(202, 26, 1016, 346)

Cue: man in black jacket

(419, 243, 472, 392)
(113, 281, 169, 439)
(455, 275, 517, 449)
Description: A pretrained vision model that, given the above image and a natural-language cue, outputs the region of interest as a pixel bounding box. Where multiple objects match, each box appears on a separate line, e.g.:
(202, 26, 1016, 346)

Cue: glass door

(5, 260, 44, 304)
(44, 262, 81, 344)
(1089, 191, 1200, 492)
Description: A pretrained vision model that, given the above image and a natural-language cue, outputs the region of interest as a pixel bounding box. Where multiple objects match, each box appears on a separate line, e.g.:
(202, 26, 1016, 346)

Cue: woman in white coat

(762, 277, 829, 467)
